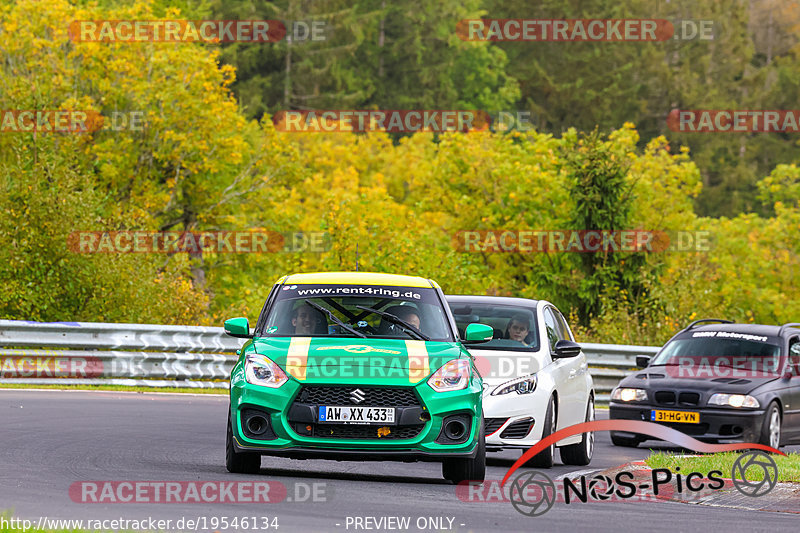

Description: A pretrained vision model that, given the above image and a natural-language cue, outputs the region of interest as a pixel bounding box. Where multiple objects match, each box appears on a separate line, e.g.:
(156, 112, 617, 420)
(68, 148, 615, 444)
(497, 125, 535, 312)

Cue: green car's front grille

(295, 386, 421, 408)
(287, 386, 427, 440)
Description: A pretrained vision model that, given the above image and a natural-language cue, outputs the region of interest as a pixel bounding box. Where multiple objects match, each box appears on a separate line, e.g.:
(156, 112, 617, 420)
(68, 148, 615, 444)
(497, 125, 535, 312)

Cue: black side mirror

(636, 355, 651, 368)
(553, 340, 581, 358)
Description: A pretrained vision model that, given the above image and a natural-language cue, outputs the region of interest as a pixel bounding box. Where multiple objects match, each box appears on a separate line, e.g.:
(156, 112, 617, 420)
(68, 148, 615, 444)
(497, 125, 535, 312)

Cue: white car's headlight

(611, 387, 648, 402)
(428, 359, 471, 392)
(492, 375, 537, 396)
(708, 393, 759, 408)
(245, 353, 288, 388)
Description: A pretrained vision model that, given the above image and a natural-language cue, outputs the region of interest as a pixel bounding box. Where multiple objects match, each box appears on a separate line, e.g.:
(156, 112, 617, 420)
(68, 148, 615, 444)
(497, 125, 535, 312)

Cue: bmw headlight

(245, 353, 288, 388)
(611, 387, 648, 402)
(492, 375, 537, 395)
(708, 393, 759, 408)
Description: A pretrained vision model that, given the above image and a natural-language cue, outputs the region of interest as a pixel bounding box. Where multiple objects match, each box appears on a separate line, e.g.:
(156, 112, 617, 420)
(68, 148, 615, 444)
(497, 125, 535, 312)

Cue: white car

(446, 295, 595, 467)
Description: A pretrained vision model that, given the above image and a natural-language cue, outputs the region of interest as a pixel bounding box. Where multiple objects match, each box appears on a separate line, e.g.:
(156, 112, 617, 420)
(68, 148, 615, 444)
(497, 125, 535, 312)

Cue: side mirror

(463, 323, 494, 343)
(553, 339, 582, 358)
(636, 355, 651, 368)
(224, 317, 252, 338)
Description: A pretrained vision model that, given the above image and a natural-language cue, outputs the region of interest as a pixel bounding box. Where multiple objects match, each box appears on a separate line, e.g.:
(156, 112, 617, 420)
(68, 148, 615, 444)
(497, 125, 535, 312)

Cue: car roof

(445, 295, 540, 308)
(688, 323, 793, 337)
(277, 272, 438, 288)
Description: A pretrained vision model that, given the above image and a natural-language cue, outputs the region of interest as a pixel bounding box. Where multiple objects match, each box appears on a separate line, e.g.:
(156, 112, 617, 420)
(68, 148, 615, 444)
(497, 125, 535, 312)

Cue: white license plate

(318, 406, 395, 425)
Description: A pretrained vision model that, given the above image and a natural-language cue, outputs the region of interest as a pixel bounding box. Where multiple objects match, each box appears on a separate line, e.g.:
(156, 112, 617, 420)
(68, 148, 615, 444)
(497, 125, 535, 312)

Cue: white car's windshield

(449, 302, 540, 351)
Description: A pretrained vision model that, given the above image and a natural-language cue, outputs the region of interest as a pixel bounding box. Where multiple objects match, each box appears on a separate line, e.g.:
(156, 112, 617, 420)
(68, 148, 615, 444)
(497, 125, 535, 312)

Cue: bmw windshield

(650, 331, 784, 377)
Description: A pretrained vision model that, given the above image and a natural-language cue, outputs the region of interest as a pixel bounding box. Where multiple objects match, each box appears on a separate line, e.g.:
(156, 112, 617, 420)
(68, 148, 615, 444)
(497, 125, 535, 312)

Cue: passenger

(395, 307, 421, 330)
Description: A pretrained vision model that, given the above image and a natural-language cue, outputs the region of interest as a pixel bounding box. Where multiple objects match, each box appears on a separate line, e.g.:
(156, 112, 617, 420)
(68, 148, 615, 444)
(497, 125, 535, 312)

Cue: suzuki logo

(350, 389, 366, 404)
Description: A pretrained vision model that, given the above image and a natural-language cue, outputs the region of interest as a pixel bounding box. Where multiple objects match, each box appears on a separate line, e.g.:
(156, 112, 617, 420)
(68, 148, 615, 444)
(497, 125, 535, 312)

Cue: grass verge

(645, 450, 800, 482)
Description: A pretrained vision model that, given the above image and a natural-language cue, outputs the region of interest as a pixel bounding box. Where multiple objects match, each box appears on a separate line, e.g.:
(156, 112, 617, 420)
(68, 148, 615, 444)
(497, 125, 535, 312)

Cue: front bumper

(230, 376, 482, 460)
(609, 402, 765, 443)
(482, 386, 550, 450)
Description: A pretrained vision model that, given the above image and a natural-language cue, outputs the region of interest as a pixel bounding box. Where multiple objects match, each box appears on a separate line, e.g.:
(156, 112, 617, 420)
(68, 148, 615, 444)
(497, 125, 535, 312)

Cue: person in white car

(505, 314, 531, 344)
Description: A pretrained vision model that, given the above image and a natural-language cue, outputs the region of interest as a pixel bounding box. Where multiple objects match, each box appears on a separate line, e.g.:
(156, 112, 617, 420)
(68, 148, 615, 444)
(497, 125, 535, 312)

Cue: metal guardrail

(580, 342, 661, 404)
(0, 320, 660, 402)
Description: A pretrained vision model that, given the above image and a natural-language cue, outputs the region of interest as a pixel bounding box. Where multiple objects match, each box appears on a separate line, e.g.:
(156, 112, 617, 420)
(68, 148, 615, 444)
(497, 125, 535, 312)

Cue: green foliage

(758, 164, 800, 209)
(211, 0, 520, 119)
(0, 137, 208, 323)
(1, 0, 799, 347)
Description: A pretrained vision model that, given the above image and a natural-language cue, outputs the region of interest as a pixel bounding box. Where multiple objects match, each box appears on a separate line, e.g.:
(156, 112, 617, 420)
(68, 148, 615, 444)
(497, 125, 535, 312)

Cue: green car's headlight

(245, 353, 288, 388)
(611, 387, 648, 402)
(492, 375, 537, 396)
(708, 393, 759, 408)
(428, 359, 471, 392)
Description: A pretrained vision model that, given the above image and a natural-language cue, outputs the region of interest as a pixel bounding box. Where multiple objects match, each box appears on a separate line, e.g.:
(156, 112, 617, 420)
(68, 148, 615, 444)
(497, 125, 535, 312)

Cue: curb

(596, 459, 800, 514)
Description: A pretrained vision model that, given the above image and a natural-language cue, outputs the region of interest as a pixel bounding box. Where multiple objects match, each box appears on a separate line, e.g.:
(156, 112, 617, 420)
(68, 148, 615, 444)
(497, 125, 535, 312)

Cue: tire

(610, 432, 642, 448)
(758, 401, 782, 449)
(226, 410, 261, 474)
(560, 396, 594, 466)
(442, 419, 486, 484)
(524, 396, 556, 468)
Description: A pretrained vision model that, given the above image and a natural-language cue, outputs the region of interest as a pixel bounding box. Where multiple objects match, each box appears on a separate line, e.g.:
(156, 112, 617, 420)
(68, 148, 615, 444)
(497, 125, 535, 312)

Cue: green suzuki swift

(224, 272, 491, 483)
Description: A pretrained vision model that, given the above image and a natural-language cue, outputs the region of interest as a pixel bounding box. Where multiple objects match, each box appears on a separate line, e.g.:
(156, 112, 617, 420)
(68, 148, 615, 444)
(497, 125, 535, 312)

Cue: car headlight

(245, 353, 288, 388)
(492, 375, 537, 396)
(611, 387, 648, 402)
(708, 393, 759, 408)
(428, 359, 471, 392)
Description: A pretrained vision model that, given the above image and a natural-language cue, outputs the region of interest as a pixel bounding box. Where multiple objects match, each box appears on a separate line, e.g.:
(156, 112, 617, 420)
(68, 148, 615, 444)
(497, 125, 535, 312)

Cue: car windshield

(260, 284, 453, 341)
(448, 302, 539, 351)
(651, 334, 783, 369)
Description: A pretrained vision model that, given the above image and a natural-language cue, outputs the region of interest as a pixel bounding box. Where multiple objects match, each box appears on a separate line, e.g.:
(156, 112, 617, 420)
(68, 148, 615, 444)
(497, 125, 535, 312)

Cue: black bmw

(609, 319, 800, 449)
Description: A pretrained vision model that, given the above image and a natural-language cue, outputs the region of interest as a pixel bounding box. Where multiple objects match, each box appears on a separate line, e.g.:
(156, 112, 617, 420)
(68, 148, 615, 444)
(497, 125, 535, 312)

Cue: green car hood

(249, 337, 467, 385)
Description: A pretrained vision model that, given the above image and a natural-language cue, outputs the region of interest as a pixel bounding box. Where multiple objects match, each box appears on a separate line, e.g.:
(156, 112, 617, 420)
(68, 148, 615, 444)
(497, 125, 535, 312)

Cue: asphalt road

(1, 390, 798, 533)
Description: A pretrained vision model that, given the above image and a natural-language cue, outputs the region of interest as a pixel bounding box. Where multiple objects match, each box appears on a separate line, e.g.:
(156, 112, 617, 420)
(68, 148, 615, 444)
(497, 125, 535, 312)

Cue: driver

(505, 314, 530, 344)
(292, 303, 321, 335)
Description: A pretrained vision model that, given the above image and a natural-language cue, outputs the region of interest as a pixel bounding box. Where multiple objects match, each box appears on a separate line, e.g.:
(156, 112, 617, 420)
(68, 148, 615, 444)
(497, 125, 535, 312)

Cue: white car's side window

(543, 307, 559, 353)
(554, 309, 573, 342)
